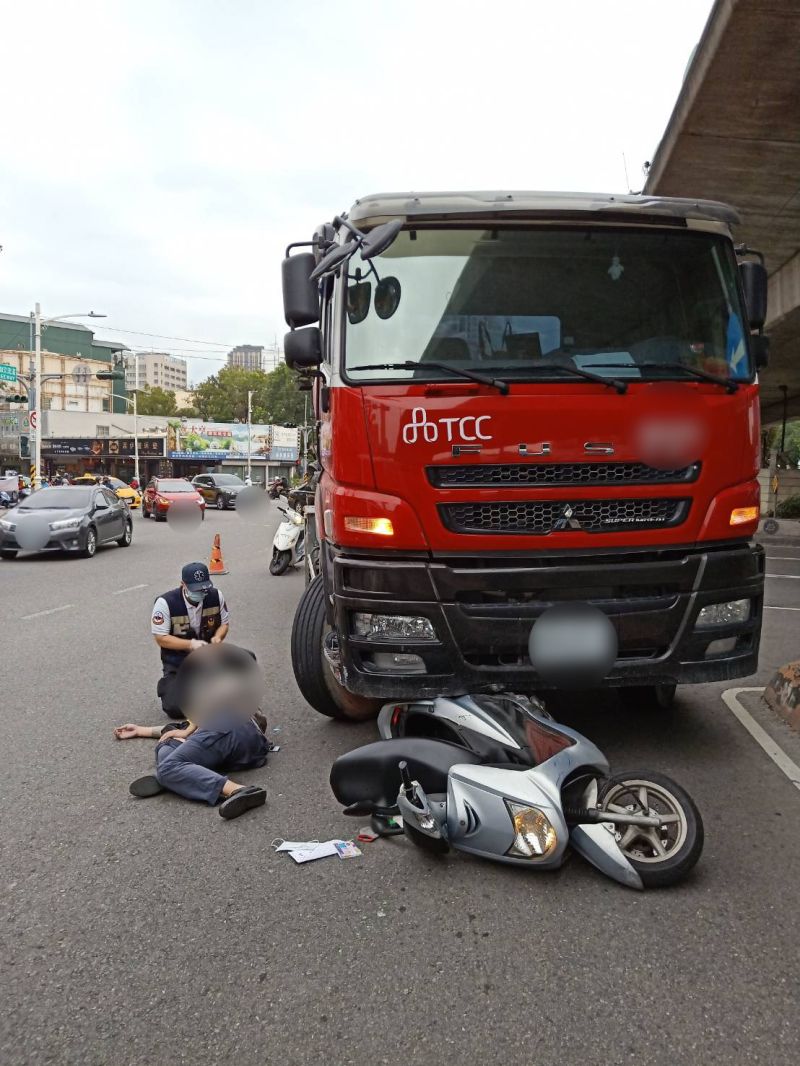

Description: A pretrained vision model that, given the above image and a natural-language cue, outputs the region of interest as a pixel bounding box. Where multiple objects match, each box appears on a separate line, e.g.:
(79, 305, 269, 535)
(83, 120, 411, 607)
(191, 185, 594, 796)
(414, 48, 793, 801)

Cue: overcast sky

(1, 0, 713, 384)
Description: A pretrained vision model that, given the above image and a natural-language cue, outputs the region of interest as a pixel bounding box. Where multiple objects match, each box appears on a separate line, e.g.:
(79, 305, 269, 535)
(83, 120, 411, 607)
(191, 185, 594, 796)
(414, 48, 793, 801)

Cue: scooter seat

(330, 738, 483, 810)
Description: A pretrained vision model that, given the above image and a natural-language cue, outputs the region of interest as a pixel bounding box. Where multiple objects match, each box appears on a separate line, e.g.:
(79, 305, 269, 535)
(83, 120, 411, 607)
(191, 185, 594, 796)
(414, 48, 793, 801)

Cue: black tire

(81, 526, 98, 558)
(290, 574, 383, 721)
(0, 549, 17, 559)
(216, 494, 226, 510)
(269, 549, 291, 575)
(597, 771, 704, 888)
(117, 522, 133, 548)
(141, 502, 150, 519)
(620, 684, 677, 711)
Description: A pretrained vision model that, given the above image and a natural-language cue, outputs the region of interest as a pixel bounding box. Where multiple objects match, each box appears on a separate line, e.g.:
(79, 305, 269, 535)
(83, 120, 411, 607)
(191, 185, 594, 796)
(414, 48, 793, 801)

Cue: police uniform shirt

(151, 590, 230, 637)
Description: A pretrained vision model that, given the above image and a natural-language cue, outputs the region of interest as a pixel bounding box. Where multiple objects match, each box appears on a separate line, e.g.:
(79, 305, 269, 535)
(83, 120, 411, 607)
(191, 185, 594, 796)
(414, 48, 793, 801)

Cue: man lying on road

(115, 644, 270, 820)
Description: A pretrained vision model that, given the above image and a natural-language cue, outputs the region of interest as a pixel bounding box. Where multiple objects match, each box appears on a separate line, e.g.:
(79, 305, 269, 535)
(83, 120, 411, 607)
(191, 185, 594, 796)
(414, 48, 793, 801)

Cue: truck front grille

(428, 461, 699, 488)
(440, 497, 690, 535)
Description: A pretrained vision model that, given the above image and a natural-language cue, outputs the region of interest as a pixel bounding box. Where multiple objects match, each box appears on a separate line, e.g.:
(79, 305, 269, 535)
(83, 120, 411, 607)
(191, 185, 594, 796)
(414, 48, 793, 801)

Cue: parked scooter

(330, 692, 703, 889)
(269, 500, 305, 575)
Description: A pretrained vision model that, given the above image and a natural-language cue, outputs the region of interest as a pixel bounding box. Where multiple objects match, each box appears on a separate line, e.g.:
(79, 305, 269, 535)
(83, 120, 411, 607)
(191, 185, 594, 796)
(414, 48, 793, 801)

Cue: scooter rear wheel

(597, 771, 703, 888)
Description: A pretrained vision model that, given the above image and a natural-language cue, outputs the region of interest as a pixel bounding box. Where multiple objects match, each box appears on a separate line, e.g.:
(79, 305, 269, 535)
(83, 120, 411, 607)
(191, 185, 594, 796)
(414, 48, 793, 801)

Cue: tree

(262, 362, 307, 426)
(136, 385, 177, 416)
(192, 363, 307, 426)
(193, 367, 269, 422)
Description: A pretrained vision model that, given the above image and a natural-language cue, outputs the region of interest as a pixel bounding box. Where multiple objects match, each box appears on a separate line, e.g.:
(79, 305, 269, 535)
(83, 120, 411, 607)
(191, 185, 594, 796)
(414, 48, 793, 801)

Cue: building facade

(227, 344, 265, 372)
(0, 312, 129, 417)
(125, 351, 188, 393)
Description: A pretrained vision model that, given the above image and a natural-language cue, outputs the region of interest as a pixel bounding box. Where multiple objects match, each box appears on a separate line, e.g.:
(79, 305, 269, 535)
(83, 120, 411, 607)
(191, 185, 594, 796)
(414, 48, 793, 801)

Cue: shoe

(219, 785, 266, 819)
(129, 775, 165, 798)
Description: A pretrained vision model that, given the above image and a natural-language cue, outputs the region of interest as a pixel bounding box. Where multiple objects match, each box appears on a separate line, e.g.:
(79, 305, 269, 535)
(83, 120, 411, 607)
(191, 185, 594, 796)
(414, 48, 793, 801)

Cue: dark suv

(191, 473, 246, 510)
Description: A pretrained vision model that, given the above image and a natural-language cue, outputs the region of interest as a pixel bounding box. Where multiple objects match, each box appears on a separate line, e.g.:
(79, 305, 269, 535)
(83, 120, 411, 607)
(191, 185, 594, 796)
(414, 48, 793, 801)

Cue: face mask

(184, 588, 206, 606)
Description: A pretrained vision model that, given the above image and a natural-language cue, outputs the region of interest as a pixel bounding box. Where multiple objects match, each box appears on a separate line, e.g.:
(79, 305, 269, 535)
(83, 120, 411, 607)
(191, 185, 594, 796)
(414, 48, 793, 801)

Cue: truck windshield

(344, 227, 752, 384)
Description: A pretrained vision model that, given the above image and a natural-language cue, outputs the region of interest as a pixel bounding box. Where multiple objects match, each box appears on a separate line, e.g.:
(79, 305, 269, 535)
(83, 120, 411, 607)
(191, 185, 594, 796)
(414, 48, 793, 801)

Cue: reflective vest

(158, 586, 222, 670)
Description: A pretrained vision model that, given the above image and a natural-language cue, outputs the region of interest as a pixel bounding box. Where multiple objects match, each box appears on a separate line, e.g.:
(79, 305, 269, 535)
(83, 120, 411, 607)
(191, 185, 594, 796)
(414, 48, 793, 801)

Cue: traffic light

(95, 370, 125, 381)
(19, 435, 29, 458)
(4, 394, 26, 403)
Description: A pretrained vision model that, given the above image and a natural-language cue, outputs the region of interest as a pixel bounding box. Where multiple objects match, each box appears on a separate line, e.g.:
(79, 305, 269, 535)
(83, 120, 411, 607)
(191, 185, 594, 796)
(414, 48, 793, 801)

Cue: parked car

(141, 477, 205, 521)
(191, 473, 246, 510)
(0, 485, 133, 559)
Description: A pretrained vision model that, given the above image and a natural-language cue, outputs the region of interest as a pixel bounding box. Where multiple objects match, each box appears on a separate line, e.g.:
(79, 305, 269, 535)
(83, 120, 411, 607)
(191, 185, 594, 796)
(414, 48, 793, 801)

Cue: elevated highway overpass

(644, 0, 800, 425)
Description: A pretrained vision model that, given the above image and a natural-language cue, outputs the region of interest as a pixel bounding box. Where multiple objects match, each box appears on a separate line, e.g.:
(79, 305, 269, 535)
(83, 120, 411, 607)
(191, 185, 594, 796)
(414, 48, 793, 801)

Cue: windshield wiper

(493, 362, 628, 395)
(349, 361, 509, 395)
(589, 361, 739, 394)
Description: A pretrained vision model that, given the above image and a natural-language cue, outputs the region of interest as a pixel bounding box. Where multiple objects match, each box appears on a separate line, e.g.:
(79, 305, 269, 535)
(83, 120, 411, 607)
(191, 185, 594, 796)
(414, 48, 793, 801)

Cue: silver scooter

(269, 500, 305, 576)
(330, 692, 703, 889)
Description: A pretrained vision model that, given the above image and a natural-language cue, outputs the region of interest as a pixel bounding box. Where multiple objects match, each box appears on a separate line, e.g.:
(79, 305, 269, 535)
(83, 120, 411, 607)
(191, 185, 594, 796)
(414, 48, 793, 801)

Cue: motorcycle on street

(330, 691, 703, 890)
(269, 499, 305, 576)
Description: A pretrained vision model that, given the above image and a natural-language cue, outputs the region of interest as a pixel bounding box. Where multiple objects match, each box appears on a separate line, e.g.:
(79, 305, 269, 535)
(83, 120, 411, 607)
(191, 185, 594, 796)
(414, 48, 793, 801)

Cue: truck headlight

(0, 519, 14, 531)
(695, 599, 750, 627)
(352, 612, 437, 642)
(49, 517, 82, 531)
(505, 802, 558, 859)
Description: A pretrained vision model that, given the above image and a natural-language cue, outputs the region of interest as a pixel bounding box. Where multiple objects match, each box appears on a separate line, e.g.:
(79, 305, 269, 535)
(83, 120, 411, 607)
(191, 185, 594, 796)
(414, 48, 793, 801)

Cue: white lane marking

(765, 606, 800, 612)
(764, 556, 800, 561)
(22, 604, 73, 621)
(766, 573, 800, 579)
(721, 688, 800, 792)
(113, 583, 149, 595)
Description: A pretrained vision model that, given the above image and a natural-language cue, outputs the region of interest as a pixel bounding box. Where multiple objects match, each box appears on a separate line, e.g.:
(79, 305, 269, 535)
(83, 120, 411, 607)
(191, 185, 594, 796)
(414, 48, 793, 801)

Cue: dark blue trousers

(155, 720, 269, 805)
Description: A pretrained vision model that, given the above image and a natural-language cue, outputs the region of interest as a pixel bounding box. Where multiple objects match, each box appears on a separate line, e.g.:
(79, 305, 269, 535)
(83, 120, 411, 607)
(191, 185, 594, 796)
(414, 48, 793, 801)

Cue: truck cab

(282, 191, 768, 720)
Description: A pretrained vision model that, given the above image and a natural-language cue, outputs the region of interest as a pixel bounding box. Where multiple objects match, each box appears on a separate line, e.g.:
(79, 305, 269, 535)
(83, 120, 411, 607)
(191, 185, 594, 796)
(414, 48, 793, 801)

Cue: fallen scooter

(330, 693, 703, 890)
(269, 500, 305, 576)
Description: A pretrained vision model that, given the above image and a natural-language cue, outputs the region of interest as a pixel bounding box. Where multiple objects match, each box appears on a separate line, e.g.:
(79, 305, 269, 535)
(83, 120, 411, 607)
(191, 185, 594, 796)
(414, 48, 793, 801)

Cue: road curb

(764, 661, 800, 732)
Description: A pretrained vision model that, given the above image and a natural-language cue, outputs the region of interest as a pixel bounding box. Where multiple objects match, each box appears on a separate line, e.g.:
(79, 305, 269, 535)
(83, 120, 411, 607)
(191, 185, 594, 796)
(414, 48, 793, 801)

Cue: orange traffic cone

(209, 533, 228, 575)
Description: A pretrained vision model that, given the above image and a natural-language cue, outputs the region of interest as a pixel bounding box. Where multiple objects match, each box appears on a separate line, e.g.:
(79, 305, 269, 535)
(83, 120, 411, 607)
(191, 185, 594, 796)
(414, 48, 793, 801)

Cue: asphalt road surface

(2, 507, 799, 1066)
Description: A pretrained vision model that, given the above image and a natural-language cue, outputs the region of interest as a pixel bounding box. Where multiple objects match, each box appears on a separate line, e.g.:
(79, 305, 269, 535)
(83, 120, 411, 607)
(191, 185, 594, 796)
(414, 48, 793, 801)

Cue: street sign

(29, 410, 38, 430)
(0, 363, 17, 382)
(72, 364, 91, 385)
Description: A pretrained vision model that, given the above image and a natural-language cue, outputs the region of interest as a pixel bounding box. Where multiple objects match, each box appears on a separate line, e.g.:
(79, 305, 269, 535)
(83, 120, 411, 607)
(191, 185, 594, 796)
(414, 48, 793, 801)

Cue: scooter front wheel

(597, 771, 703, 888)
(269, 549, 291, 575)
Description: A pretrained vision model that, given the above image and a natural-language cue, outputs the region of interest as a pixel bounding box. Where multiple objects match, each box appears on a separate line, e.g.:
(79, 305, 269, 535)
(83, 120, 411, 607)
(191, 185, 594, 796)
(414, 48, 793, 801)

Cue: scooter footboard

(330, 738, 483, 812)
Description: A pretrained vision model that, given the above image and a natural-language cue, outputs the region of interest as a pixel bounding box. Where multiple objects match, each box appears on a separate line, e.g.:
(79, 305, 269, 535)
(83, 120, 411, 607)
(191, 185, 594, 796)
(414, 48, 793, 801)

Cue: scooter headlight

(505, 801, 558, 859)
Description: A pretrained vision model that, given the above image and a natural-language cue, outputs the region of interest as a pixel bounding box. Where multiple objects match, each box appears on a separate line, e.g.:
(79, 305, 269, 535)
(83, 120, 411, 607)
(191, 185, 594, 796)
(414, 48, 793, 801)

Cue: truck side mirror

(285, 327, 322, 371)
(739, 260, 767, 331)
(282, 252, 320, 328)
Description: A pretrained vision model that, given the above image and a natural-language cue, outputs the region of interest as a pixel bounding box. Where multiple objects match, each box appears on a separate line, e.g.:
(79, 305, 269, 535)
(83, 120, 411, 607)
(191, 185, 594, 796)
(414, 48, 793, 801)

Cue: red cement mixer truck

(281, 191, 769, 721)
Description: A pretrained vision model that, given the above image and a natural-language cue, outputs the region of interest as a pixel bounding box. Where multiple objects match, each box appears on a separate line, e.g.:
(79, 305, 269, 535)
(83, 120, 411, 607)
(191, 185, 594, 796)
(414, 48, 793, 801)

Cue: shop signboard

(269, 425, 300, 462)
(43, 437, 165, 457)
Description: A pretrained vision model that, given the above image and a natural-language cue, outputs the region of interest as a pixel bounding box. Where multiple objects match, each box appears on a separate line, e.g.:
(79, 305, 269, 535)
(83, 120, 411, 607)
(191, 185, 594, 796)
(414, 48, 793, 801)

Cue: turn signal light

(729, 506, 759, 526)
(344, 516, 394, 536)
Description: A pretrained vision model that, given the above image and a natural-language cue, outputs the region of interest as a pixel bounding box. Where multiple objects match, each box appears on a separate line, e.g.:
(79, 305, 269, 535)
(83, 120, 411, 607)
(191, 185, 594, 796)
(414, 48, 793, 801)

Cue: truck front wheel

(291, 575, 383, 721)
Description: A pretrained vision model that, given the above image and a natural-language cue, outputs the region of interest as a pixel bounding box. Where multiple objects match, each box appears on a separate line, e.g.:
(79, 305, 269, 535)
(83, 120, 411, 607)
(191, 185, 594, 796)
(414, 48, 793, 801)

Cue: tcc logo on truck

(402, 407, 493, 445)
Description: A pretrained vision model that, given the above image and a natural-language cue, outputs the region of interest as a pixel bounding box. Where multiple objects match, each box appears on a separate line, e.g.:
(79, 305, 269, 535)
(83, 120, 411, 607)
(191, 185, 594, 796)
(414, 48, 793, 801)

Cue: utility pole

(246, 389, 253, 483)
(32, 303, 42, 489)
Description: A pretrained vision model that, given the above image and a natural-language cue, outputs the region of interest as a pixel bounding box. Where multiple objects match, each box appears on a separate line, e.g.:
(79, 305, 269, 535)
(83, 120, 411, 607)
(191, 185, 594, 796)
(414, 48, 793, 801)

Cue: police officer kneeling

(151, 562, 230, 718)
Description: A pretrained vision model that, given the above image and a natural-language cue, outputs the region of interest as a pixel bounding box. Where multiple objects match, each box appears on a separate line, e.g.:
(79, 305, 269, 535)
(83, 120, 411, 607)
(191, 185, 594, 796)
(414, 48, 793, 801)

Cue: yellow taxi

(73, 473, 142, 509)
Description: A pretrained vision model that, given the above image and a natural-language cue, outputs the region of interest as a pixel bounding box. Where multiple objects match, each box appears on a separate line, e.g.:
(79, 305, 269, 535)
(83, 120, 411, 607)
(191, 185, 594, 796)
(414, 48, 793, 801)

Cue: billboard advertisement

(168, 422, 299, 461)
